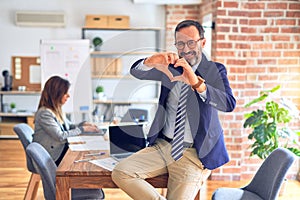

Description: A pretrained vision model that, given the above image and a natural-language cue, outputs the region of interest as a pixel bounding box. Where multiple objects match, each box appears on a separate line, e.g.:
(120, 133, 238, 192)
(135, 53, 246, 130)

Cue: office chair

(26, 142, 104, 200)
(121, 108, 148, 122)
(212, 147, 296, 200)
(13, 123, 40, 200)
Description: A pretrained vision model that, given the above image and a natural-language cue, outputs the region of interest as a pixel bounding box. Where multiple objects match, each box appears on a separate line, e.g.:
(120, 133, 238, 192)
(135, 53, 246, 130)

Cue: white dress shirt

(135, 59, 207, 143)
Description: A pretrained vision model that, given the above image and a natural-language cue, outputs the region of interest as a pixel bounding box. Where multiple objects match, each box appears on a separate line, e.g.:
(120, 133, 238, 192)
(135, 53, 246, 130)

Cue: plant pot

(10, 108, 17, 113)
(94, 45, 101, 51)
(97, 92, 106, 100)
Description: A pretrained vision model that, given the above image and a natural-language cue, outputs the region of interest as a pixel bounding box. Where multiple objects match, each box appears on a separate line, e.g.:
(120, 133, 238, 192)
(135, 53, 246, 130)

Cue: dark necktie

(171, 83, 189, 161)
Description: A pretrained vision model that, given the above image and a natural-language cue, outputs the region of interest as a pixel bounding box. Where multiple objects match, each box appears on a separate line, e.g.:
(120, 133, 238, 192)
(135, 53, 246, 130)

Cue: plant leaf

(244, 94, 268, 108)
(270, 85, 281, 93)
(287, 147, 300, 157)
(243, 110, 266, 128)
(244, 85, 281, 108)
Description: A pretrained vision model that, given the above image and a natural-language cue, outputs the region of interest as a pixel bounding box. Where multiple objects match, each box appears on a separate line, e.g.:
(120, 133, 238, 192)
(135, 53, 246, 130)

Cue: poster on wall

(40, 39, 92, 123)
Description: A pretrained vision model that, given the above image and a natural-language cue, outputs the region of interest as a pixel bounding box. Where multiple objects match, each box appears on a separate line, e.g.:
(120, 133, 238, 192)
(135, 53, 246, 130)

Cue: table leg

(56, 176, 70, 200)
(194, 190, 200, 200)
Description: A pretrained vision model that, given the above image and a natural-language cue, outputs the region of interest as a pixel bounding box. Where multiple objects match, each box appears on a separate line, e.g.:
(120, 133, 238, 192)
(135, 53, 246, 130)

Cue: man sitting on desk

(112, 20, 236, 200)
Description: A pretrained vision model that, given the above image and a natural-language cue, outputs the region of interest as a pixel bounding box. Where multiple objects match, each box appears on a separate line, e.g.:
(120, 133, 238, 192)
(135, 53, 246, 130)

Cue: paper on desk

(90, 157, 119, 171)
(68, 135, 106, 143)
(68, 135, 109, 151)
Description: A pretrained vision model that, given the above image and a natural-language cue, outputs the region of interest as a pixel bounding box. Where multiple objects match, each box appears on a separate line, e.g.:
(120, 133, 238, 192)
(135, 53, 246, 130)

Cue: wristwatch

(191, 76, 204, 90)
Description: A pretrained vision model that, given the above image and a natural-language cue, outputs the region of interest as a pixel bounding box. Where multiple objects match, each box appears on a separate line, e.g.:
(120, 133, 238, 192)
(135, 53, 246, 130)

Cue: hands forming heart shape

(144, 52, 198, 85)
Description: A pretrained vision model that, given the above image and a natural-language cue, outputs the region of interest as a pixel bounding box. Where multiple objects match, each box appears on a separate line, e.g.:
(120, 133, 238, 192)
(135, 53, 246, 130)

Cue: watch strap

(191, 76, 204, 90)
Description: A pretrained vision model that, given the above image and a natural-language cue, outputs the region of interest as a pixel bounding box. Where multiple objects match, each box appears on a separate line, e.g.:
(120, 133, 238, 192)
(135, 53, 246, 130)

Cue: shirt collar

(192, 60, 200, 72)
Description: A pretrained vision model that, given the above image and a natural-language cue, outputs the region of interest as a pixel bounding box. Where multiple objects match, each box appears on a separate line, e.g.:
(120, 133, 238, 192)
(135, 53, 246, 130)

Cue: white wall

(0, 0, 165, 72)
(0, 0, 165, 112)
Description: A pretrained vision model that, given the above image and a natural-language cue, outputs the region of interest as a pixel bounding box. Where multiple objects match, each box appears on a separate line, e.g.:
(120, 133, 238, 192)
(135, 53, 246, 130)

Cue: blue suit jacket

(130, 54, 236, 170)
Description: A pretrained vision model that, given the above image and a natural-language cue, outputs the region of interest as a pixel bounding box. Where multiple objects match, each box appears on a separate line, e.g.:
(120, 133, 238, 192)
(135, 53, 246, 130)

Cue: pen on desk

(84, 152, 106, 157)
(74, 158, 93, 163)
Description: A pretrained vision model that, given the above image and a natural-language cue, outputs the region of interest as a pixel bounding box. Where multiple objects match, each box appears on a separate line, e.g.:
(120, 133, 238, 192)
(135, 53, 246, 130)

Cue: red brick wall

(165, 0, 300, 181)
(165, 4, 200, 51)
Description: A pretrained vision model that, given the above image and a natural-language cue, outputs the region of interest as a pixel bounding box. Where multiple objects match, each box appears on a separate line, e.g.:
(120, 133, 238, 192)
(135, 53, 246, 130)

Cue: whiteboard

(40, 39, 92, 123)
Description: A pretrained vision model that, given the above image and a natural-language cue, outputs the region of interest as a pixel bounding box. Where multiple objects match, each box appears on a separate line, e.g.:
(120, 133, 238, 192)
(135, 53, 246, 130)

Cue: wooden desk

(56, 149, 200, 200)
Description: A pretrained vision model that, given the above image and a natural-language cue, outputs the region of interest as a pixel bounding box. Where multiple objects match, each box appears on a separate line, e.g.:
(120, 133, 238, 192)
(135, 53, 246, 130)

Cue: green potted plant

(96, 85, 104, 93)
(95, 85, 106, 100)
(243, 85, 300, 159)
(10, 102, 17, 113)
(92, 37, 103, 51)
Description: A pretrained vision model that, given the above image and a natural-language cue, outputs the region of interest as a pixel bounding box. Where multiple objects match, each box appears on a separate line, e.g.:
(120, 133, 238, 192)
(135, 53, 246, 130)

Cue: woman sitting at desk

(33, 75, 100, 166)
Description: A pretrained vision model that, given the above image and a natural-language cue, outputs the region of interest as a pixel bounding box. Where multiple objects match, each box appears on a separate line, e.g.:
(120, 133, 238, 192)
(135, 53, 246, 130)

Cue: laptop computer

(108, 123, 147, 161)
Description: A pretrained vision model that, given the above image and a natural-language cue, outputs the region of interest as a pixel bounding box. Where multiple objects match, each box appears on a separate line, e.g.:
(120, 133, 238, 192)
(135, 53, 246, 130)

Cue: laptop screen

(109, 124, 147, 155)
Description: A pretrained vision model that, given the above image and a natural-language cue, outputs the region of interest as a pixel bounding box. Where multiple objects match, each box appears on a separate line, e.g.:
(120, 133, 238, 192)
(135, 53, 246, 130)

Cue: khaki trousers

(111, 138, 211, 200)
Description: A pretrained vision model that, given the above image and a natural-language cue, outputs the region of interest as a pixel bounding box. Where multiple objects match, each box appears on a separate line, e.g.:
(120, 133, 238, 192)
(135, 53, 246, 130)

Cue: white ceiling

(132, 0, 201, 5)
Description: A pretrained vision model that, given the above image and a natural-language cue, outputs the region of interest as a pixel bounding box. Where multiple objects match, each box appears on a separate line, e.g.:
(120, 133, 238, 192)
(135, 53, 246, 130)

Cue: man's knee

(111, 169, 122, 183)
(111, 169, 132, 184)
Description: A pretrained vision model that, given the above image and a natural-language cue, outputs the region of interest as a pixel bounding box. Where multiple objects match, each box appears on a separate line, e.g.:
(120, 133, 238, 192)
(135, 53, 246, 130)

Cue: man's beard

(179, 51, 199, 66)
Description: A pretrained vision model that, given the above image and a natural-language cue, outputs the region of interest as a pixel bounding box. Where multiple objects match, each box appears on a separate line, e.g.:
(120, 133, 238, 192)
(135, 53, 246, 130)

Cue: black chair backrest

(13, 123, 37, 173)
(26, 142, 56, 200)
(244, 147, 295, 200)
(26, 142, 104, 200)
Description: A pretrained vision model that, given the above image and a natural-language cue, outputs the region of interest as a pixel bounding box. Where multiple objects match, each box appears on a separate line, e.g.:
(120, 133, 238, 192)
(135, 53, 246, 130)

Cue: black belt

(160, 135, 193, 148)
(160, 134, 173, 143)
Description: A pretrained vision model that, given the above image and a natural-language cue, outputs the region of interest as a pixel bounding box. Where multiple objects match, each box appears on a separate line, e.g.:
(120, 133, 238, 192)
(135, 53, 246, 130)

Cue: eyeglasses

(174, 38, 203, 50)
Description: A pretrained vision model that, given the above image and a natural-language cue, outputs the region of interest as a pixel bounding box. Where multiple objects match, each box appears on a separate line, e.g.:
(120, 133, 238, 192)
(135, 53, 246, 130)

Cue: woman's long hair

(38, 76, 70, 121)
